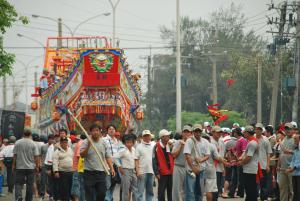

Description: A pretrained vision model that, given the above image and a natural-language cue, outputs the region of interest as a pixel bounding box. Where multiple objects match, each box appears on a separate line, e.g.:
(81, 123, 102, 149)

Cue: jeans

(58, 171, 73, 201)
(185, 171, 204, 201)
(259, 169, 269, 201)
(243, 173, 258, 201)
(121, 169, 137, 201)
(15, 169, 34, 201)
(136, 173, 154, 201)
(4, 161, 14, 193)
(71, 172, 85, 201)
(158, 175, 172, 201)
(105, 174, 116, 201)
(84, 170, 107, 201)
(39, 166, 47, 197)
(237, 166, 245, 197)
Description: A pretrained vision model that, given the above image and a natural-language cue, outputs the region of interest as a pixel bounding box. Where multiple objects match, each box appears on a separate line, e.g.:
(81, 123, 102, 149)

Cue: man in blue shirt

(286, 132, 300, 201)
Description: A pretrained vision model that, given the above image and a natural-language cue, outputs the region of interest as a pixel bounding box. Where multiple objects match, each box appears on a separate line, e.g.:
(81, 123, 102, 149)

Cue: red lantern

(52, 112, 61, 122)
(136, 111, 144, 120)
(31, 101, 38, 110)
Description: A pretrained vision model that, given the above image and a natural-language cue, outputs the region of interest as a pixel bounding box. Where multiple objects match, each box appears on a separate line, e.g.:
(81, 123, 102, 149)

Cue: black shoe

(17, 197, 23, 201)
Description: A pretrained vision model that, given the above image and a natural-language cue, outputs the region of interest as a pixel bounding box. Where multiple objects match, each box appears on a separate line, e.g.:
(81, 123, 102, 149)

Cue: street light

(17, 33, 45, 48)
(31, 12, 111, 37)
(108, 0, 121, 47)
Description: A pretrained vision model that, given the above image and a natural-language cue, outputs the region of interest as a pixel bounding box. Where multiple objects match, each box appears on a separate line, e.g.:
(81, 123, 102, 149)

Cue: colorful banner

(0, 110, 25, 140)
(82, 52, 120, 87)
(120, 72, 136, 103)
(58, 71, 82, 105)
(40, 114, 69, 136)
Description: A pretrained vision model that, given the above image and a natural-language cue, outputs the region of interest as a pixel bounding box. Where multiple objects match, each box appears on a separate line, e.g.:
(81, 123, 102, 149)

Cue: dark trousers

(158, 175, 172, 201)
(237, 166, 245, 197)
(58, 171, 73, 201)
(39, 166, 47, 197)
(15, 169, 34, 201)
(292, 176, 300, 201)
(4, 161, 14, 193)
(227, 166, 238, 197)
(216, 172, 223, 194)
(244, 173, 258, 201)
(83, 170, 106, 201)
(53, 176, 60, 200)
(259, 169, 268, 201)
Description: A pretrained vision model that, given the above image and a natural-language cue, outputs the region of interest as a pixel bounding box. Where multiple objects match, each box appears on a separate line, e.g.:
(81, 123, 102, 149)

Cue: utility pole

(58, 18, 62, 48)
(176, 0, 182, 131)
(147, 54, 152, 125)
(257, 55, 262, 123)
(269, 2, 287, 126)
(292, 2, 300, 122)
(2, 76, 7, 109)
(211, 57, 217, 104)
(108, 0, 121, 47)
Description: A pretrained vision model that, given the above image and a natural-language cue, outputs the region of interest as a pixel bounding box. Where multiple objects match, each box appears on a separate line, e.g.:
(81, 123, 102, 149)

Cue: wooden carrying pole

(67, 109, 110, 175)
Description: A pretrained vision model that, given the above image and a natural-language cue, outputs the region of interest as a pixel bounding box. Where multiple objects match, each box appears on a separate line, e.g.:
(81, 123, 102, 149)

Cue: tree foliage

(0, 0, 29, 77)
(143, 3, 294, 131)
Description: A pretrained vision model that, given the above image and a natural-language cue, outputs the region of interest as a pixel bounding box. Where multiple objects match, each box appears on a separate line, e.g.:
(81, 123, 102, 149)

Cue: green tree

(0, 0, 28, 77)
(143, 3, 277, 131)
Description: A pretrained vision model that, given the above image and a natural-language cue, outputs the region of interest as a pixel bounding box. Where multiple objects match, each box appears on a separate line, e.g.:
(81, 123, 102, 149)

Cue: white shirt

(44, 144, 55, 165)
(114, 147, 136, 169)
(135, 141, 154, 174)
(0, 144, 14, 160)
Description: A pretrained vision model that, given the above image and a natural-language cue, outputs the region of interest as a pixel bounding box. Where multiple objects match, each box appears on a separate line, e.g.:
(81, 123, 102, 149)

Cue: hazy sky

(1, 0, 283, 107)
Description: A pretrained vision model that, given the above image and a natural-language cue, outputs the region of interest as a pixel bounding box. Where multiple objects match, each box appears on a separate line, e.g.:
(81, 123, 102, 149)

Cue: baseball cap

(212, 126, 222, 132)
(222, 127, 231, 133)
(159, 129, 171, 138)
(182, 125, 192, 132)
(204, 122, 211, 127)
(193, 124, 203, 131)
(255, 123, 264, 129)
(244, 125, 254, 134)
(233, 123, 240, 127)
(291, 121, 298, 129)
(285, 122, 294, 129)
(142, 130, 152, 136)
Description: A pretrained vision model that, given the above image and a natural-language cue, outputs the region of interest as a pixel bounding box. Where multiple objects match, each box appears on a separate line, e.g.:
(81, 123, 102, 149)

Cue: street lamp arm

(17, 33, 45, 48)
(108, 0, 121, 8)
(72, 12, 111, 36)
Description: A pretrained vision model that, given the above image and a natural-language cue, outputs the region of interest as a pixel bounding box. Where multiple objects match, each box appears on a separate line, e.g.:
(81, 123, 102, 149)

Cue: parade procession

(1, 0, 300, 201)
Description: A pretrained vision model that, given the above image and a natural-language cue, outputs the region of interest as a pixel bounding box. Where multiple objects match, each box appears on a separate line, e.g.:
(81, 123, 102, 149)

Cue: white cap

(159, 129, 171, 138)
(142, 130, 152, 136)
(233, 123, 240, 127)
(291, 121, 298, 129)
(204, 122, 210, 127)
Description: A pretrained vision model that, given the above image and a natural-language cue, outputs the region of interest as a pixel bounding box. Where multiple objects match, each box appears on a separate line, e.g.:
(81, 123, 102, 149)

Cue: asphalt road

(0, 186, 245, 201)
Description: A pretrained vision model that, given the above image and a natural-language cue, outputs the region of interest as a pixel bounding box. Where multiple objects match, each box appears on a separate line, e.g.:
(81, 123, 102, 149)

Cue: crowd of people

(0, 121, 299, 201)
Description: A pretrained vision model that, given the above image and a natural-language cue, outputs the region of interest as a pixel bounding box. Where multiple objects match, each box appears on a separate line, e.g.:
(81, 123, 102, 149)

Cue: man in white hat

(135, 130, 155, 201)
(255, 123, 272, 201)
(172, 125, 192, 201)
(210, 125, 226, 196)
(277, 122, 297, 201)
(152, 129, 174, 201)
(184, 124, 210, 201)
